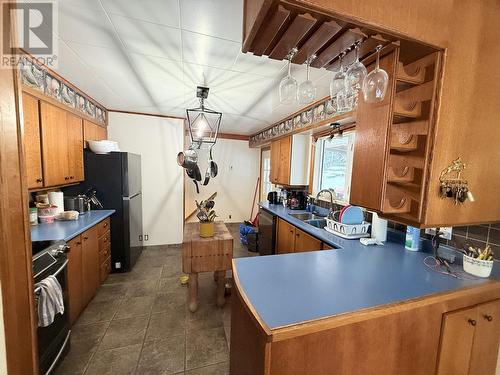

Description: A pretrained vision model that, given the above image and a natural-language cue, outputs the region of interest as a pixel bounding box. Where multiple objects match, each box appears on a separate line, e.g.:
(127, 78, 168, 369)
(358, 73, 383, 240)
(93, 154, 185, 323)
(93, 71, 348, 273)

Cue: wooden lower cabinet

(276, 218, 323, 253)
(67, 236, 83, 325)
(82, 225, 100, 307)
(276, 219, 295, 254)
(231, 282, 500, 375)
(294, 228, 322, 252)
(437, 299, 500, 375)
(67, 219, 112, 324)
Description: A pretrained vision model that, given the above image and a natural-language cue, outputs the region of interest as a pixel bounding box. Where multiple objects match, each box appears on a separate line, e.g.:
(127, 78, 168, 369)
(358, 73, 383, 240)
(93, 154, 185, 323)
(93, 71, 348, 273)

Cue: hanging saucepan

(202, 146, 218, 186)
(177, 149, 198, 170)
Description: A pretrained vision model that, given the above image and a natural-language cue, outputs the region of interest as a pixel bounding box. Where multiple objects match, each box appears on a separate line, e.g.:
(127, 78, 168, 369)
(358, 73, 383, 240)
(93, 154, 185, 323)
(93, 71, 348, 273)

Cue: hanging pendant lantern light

(186, 86, 222, 147)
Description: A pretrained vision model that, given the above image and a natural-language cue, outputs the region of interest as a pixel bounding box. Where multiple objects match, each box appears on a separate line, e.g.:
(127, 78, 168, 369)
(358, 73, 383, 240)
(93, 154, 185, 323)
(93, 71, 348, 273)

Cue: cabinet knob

(36, 178, 43, 183)
(76, 242, 81, 245)
(483, 314, 493, 322)
(104, 223, 108, 227)
(468, 318, 477, 326)
(83, 236, 88, 241)
(70, 176, 74, 180)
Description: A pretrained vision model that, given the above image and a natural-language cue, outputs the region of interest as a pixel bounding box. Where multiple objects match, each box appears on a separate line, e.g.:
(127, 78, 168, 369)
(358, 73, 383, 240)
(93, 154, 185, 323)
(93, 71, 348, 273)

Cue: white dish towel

(35, 275, 65, 327)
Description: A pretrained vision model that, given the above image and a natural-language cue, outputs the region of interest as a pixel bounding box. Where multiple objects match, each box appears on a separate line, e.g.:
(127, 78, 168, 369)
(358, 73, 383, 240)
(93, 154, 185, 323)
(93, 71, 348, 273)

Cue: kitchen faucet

(316, 189, 336, 218)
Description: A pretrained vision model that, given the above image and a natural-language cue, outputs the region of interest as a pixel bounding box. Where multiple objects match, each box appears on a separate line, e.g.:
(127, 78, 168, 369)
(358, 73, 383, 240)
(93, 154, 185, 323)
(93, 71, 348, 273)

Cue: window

(260, 149, 273, 199)
(313, 132, 355, 203)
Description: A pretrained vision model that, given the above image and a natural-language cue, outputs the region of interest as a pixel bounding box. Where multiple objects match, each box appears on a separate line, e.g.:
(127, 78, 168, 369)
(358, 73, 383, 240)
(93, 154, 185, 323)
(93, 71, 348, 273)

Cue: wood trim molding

(22, 87, 106, 127)
(218, 133, 250, 141)
(0, 6, 38, 374)
(107, 109, 185, 121)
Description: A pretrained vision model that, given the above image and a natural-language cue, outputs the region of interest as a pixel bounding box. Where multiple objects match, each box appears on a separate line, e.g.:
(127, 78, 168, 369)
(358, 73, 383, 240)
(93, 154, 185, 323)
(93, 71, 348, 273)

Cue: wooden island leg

(188, 272, 198, 312)
(216, 270, 226, 307)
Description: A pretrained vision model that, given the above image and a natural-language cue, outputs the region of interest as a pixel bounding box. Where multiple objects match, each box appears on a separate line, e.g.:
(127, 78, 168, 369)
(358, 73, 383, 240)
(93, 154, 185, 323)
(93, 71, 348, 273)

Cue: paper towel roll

(371, 212, 388, 242)
(48, 191, 64, 214)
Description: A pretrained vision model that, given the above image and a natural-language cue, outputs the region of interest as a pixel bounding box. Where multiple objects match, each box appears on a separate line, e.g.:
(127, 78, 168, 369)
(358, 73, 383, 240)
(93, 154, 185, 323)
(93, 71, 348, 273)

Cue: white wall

(185, 139, 260, 223)
(108, 112, 184, 246)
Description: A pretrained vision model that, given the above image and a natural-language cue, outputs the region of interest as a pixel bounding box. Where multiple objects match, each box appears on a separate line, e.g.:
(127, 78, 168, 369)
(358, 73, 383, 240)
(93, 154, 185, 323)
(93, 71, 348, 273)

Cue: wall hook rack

(439, 157, 475, 204)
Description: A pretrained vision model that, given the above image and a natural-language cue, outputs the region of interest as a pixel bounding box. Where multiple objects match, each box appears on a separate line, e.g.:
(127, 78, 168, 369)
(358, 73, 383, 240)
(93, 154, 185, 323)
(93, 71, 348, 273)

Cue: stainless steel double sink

(289, 212, 327, 229)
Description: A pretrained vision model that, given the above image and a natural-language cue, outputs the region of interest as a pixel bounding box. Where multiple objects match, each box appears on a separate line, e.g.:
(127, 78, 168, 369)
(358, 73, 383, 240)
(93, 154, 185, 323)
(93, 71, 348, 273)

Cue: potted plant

(196, 199, 217, 238)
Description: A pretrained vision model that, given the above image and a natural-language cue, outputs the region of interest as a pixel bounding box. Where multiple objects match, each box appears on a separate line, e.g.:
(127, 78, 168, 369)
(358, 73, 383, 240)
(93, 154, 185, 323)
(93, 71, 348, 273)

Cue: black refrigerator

(66, 151, 143, 272)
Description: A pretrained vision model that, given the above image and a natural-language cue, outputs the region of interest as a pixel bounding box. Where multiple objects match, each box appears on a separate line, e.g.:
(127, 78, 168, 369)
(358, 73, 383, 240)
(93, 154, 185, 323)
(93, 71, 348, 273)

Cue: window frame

(312, 131, 355, 205)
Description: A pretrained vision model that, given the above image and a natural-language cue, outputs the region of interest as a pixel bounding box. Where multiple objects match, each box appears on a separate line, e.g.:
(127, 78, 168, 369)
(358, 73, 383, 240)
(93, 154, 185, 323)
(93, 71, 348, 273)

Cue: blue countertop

(232, 203, 500, 330)
(31, 210, 115, 242)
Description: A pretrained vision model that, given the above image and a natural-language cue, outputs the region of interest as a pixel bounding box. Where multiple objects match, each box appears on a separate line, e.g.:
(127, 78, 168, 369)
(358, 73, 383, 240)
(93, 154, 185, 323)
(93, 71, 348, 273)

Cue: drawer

(100, 256, 111, 283)
(99, 244, 111, 265)
(98, 231, 110, 250)
(97, 218, 110, 237)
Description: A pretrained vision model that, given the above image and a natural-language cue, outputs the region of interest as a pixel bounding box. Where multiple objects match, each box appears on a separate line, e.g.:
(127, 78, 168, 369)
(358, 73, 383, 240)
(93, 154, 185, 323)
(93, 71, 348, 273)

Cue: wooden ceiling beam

(268, 12, 317, 60)
(311, 28, 365, 68)
(252, 5, 291, 56)
(292, 20, 342, 64)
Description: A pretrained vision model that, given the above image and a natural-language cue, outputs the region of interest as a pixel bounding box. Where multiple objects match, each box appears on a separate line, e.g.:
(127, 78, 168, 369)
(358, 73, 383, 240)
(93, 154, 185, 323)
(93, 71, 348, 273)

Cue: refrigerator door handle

(123, 192, 141, 201)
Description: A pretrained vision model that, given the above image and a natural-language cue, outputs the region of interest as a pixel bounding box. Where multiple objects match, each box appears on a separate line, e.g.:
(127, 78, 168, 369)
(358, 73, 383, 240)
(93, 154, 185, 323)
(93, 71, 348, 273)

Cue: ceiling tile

(102, 0, 180, 28)
(180, 0, 243, 42)
(181, 30, 240, 70)
(233, 53, 287, 77)
(58, 1, 118, 48)
(67, 41, 154, 107)
(128, 53, 188, 107)
(110, 14, 182, 61)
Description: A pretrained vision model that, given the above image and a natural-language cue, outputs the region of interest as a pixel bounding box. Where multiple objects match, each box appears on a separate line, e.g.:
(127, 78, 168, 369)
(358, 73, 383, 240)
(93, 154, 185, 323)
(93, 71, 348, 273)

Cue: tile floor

(55, 223, 257, 375)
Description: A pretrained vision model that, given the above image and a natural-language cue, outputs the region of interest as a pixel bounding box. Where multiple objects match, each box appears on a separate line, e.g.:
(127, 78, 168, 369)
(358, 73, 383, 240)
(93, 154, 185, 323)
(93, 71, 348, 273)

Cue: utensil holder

(463, 254, 493, 278)
(199, 222, 215, 238)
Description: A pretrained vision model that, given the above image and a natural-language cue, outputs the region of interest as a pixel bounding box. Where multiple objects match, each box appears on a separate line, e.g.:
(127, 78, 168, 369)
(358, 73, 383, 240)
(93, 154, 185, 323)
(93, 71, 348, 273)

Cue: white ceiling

(44, 0, 333, 134)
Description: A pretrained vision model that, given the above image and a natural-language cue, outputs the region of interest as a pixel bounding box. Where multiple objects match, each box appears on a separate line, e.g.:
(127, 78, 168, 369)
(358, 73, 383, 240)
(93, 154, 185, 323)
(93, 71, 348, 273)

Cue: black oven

(33, 241, 71, 375)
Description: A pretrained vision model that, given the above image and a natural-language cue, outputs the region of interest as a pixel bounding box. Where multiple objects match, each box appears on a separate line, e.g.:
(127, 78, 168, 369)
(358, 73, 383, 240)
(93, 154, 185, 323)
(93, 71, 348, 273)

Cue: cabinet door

(294, 228, 322, 252)
(270, 140, 280, 184)
(67, 113, 84, 182)
(83, 119, 97, 147)
(276, 218, 295, 254)
(22, 93, 43, 189)
(96, 125, 107, 141)
(81, 225, 100, 306)
(40, 102, 69, 186)
(436, 306, 478, 375)
(350, 50, 398, 211)
(469, 299, 500, 375)
(278, 137, 291, 185)
(67, 235, 83, 325)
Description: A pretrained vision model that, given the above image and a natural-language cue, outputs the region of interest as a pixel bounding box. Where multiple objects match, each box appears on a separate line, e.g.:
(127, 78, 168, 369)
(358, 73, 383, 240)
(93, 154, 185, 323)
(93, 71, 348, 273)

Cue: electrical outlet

(425, 227, 453, 240)
(144, 234, 149, 241)
(229, 215, 231, 219)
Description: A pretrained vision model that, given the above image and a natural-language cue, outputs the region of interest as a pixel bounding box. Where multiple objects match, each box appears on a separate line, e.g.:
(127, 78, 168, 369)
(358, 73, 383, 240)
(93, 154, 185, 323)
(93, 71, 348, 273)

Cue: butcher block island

(230, 248, 500, 375)
(183, 221, 234, 312)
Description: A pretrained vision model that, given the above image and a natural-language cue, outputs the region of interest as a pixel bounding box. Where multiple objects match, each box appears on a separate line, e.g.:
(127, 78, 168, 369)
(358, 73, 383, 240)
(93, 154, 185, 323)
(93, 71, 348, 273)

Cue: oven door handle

(34, 259, 68, 295)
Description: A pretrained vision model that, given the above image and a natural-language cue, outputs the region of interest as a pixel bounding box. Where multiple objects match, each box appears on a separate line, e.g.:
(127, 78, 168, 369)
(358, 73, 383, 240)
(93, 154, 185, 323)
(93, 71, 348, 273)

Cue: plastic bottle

(405, 226, 421, 251)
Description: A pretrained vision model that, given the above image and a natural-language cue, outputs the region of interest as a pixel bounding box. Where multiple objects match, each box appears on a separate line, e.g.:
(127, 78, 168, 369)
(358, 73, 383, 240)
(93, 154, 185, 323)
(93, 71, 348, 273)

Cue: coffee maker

(288, 190, 307, 210)
(267, 191, 279, 204)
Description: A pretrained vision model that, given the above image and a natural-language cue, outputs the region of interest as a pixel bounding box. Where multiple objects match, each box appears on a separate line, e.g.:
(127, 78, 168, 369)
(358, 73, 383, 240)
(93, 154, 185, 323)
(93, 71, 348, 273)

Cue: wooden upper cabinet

(437, 299, 500, 375)
(39, 100, 85, 187)
(277, 136, 291, 185)
(294, 228, 322, 252)
(40, 101, 70, 187)
(22, 93, 43, 189)
(276, 218, 295, 254)
(84, 119, 107, 147)
(270, 139, 280, 184)
(270, 134, 310, 186)
(67, 113, 84, 183)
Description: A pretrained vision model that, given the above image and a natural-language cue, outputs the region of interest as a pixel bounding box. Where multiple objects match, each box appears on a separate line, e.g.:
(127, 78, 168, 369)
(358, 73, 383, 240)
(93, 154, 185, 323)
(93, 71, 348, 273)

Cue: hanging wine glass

(345, 43, 367, 91)
(298, 55, 317, 105)
(362, 45, 389, 103)
(279, 48, 298, 104)
(330, 53, 347, 100)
